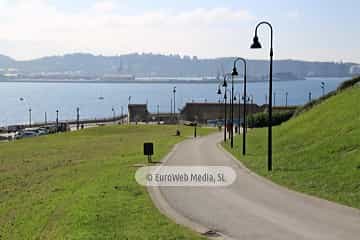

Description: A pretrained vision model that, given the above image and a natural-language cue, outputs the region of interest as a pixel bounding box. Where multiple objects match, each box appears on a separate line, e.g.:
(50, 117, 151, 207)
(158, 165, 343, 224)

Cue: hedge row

(247, 110, 295, 128)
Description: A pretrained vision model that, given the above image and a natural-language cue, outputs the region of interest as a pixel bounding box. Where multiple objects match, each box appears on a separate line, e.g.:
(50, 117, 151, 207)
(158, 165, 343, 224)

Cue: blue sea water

(0, 77, 348, 126)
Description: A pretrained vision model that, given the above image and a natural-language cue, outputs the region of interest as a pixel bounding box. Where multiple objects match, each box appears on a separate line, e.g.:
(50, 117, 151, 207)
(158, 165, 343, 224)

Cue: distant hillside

(0, 53, 357, 78)
(0, 54, 15, 67)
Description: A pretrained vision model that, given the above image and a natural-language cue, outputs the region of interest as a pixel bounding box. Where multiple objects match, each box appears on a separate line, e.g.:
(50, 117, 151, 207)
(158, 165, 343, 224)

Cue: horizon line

(0, 52, 358, 65)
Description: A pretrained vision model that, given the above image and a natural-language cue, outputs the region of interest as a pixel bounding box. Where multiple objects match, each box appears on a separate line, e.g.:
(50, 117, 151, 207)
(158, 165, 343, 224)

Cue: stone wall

(180, 103, 262, 123)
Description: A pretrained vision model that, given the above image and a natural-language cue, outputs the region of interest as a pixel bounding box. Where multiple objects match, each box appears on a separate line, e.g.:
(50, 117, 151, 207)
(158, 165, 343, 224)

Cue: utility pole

(44, 112, 47, 125)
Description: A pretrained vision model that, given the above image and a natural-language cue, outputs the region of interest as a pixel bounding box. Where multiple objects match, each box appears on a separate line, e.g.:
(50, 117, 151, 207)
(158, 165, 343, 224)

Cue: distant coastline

(0, 78, 308, 84)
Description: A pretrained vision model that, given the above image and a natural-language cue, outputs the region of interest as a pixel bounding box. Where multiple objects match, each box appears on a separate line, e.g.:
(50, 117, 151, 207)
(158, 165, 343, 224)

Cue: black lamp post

(232, 57, 248, 154)
(249, 94, 254, 120)
(56, 110, 59, 132)
(29, 108, 32, 127)
(76, 108, 80, 130)
(217, 85, 222, 103)
(157, 104, 160, 124)
(321, 82, 325, 96)
(194, 116, 198, 138)
(309, 91, 312, 102)
(170, 98, 173, 116)
(242, 95, 250, 133)
(251, 21, 274, 171)
(285, 92, 288, 107)
(220, 74, 230, 142)
(121, 106, 124, 124)
(228, 72, 235, 148)
(173, 87, 177, 123)
(233, 92, 241, 136)
(112, 107, 116, 122)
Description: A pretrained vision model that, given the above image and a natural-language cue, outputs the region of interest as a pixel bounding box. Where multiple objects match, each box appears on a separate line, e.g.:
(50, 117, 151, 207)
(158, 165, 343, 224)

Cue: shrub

(337, 76, 360, 91)
(247, 110, 295, 128)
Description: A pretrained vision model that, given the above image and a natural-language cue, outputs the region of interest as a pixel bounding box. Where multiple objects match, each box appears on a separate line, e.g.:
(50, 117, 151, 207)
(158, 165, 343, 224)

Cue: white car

(15, 130, 39, 139)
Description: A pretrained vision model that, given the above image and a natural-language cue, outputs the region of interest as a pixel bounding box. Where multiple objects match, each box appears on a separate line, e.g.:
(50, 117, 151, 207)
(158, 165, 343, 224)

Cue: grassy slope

(0, 125, 214, 240)
(224, 86, 360, 209)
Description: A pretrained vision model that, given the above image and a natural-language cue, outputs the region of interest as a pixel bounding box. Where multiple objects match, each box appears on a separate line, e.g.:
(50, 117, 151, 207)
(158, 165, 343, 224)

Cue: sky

(0, 0, 359, 63)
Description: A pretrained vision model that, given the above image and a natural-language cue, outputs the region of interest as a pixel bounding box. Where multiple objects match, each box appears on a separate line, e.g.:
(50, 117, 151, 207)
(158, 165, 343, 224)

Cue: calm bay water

(0, 77, 348, 126)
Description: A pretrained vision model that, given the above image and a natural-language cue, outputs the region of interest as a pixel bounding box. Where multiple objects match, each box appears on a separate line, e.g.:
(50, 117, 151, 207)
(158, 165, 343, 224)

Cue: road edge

(217, 141, 360, 215)
(147, 134, 236, 240)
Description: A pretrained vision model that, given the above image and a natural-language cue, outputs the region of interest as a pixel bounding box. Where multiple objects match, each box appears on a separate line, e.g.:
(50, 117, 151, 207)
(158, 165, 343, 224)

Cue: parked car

(25, 128, 46, 136)
(42, 125, 57, 134)
(15, 130, 39, 139)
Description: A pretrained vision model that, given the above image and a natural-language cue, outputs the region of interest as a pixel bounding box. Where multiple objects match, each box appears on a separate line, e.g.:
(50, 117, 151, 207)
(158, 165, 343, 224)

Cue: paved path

(150, 133, 360, 240)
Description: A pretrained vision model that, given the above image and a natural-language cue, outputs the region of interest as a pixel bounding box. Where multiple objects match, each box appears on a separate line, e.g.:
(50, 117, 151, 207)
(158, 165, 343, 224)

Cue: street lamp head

(250, 35, 262, 49)
(217, 87, 222, 95)
(222, 77, 228, 88)
(233, 96, 237, 101)
(232, 66, 238, 76)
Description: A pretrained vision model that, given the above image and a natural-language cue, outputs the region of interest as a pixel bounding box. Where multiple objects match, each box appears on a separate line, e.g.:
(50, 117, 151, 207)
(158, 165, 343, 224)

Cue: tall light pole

(232, 57, 248, 155)
(242, 95, 250, 134)
(309, 91, 312, 102)
(76, 107, 80, 130)
(157, 104, 160, 124)
(249, 95, 254, 120)
(233, 93, 241, 135)
(251, 21, 274, 171)
(170, 98, 173, 116)
(120, 106, 124, 125)
(285, 92, 288, 107)
(29, 108, 32, 127)
(112, 107, 116, 123)
(219, 74, 230, 142)
(194, 116, 198, 138)
(173, 87, 177, 123)
(217, 83, 223, 124)
(321, 82, 325, 96)
(56, 110, 59, 132)
(230, 68, 236, 149)
(45, 112, 47, 125)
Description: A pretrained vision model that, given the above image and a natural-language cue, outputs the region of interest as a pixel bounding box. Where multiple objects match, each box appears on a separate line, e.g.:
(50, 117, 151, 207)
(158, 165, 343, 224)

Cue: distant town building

(128, 104, 149, 122)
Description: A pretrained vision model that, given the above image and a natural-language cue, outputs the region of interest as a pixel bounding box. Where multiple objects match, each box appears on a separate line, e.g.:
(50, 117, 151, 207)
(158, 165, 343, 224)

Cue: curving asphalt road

(149, 133, 360, 240)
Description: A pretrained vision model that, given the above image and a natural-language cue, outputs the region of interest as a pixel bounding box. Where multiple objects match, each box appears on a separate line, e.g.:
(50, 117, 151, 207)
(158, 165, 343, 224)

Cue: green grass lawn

(224, 85, 360, 209)
(0, 125, 214, 240)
